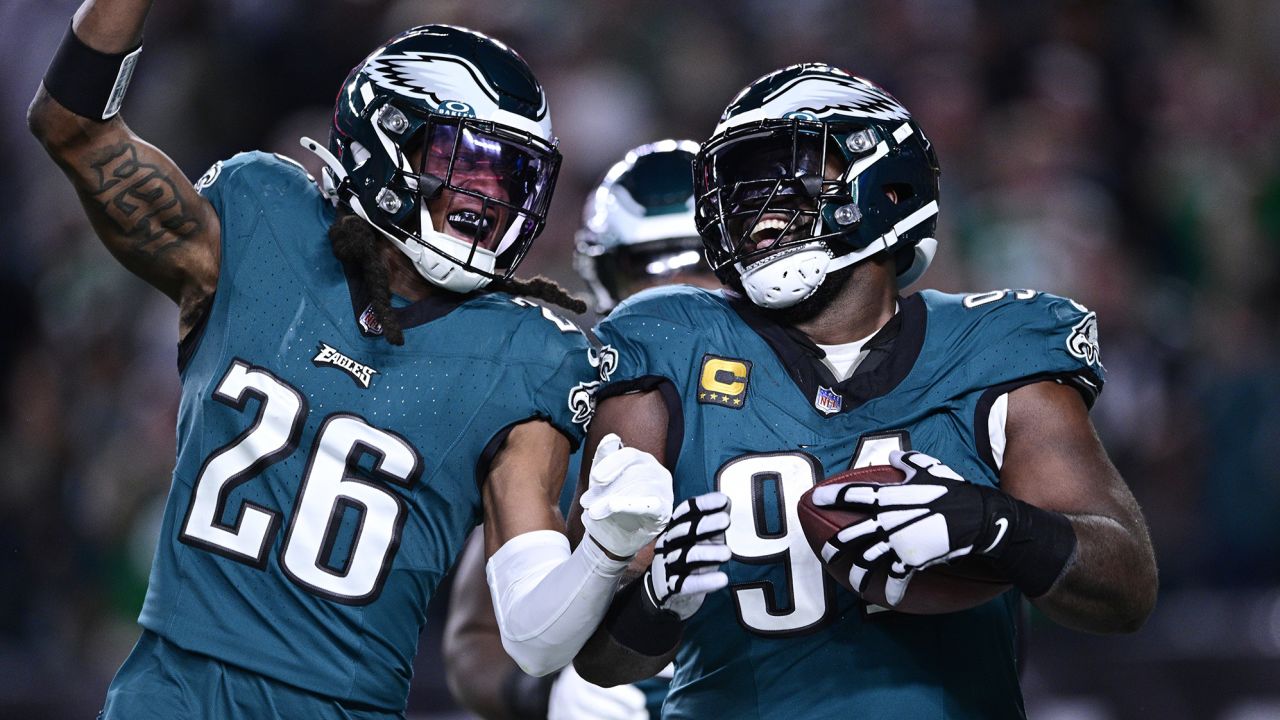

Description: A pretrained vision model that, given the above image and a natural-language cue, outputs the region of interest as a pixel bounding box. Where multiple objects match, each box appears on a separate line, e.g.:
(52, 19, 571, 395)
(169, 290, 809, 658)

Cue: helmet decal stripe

(717, 74, 910, 135)
(842, 140, 889, 184)
(886, 200, 939, 239)
(363, 51, 548, 121)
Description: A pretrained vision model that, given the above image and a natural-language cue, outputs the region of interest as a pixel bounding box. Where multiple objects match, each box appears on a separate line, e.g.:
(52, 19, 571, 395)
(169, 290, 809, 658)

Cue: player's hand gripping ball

(797, 460, 1012, 614)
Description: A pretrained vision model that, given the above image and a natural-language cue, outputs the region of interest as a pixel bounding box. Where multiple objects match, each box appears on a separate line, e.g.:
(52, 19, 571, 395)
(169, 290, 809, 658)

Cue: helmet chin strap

(300, 136, 496, 295)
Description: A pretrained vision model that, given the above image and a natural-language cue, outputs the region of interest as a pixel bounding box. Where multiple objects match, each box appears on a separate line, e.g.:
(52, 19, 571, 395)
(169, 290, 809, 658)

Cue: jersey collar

(340, 259, 467, 337)
(728, 292, 927, 415)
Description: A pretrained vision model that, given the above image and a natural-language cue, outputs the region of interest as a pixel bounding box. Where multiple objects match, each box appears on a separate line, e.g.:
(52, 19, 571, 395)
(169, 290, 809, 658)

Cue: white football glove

(813, 451, 1010, 606)
(548, 664, 647, 720)
(645, 492, 732, 620)
(580, 433, 673, 558)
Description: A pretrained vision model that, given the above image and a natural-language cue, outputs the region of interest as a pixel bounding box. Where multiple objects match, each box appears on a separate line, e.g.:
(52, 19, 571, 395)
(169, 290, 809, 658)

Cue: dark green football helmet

(693, 63, 940, 308)
(302, 25, 561, 293)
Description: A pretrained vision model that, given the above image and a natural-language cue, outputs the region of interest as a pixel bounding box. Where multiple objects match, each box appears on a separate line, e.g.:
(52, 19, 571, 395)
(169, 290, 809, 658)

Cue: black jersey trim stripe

(973, 370, 1106, 474)
(596, 376, 685, 471)
(340, 253, 466, 335)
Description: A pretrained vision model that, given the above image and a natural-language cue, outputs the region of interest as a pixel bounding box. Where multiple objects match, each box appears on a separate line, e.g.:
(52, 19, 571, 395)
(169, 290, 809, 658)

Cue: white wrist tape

(486, 530, 629, 676)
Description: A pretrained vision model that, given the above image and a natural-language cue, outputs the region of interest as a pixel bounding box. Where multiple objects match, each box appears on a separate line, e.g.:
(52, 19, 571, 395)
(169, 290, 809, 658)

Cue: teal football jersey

(138, 152, 597, 711)
(594, 285, 1104, 720)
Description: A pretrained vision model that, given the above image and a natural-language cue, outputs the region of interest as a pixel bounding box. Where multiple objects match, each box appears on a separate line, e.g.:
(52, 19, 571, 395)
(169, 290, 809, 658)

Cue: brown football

(797, 464, 1012, 614)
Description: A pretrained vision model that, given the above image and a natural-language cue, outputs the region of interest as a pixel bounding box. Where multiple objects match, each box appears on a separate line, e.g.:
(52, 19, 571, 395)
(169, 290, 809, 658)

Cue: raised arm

(27, 0, 219, 338)
(1000, 380, 1158, 633)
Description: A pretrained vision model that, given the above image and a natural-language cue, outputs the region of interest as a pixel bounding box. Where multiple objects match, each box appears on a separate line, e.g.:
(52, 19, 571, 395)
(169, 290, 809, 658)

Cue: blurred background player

(570, 64, 1157, 719)
(443, 140, 718, 720)
(27, 3, 672, 718)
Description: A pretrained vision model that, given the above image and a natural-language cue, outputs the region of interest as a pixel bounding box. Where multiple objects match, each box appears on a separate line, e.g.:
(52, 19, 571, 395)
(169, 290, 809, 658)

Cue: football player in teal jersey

(570, 64, 1159, 719)
(444, 140, 719, 720)
(29, 3, 674, 718)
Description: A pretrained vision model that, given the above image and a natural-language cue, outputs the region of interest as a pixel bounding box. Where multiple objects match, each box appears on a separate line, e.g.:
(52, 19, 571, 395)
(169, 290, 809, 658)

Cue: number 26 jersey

(140, 152, 596, 711)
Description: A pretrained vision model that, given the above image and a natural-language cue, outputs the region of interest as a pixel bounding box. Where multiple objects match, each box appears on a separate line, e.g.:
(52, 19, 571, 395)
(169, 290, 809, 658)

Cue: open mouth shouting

(445, 208, 500, 247)
(745, 211, 812, 255)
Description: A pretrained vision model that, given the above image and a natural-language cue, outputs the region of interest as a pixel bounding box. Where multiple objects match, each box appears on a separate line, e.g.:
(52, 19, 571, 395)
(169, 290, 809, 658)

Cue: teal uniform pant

(102, 631, 402, 720)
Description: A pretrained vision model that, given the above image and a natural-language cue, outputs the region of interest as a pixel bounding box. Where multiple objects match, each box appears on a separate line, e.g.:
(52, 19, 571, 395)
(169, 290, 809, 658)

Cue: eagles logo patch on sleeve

(698, 355, 751, 408)
(194, 160, 223, 195)
(566, 345, 620, 429)
(1066, 311, 1101, 368)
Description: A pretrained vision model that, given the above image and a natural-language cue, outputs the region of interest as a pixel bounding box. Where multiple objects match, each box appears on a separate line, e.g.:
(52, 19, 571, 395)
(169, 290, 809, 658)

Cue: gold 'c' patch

(698, 354, 751, 409)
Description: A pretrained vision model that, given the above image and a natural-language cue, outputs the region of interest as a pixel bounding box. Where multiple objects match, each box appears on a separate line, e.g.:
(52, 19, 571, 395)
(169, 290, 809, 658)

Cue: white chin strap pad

(407, 202, 497, 293)
(897, 237, 936, 288)
(358, 206, 498, 294)
(735, 231, 938, 309)
(736, 242, 833, 309)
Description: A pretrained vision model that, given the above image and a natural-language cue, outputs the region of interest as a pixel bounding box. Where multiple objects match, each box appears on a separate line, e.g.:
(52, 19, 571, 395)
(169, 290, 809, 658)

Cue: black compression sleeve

(603, 576, 683, 657)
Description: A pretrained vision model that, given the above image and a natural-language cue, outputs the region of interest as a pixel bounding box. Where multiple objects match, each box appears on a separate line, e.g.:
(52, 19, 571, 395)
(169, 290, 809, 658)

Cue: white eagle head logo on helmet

(693, 63, 941, 310)
(303, 25, 562, 294)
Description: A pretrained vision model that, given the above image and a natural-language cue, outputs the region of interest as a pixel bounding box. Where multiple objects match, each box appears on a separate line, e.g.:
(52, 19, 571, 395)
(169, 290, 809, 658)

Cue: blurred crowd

(2, 0, 1278, 717)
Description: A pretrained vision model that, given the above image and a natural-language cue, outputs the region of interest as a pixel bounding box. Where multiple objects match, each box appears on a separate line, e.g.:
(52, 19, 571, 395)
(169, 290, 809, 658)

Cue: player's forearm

(28, 0, 152, 148)
(1031, 512, 1157, 634)
(574, 620, 678, 688)
(487, 530, 630, 677)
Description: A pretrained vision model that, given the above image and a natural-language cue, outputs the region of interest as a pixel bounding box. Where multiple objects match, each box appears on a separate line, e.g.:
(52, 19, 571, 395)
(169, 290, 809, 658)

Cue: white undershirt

(816, 336, 873, 381)
(815, 303, 899, 382)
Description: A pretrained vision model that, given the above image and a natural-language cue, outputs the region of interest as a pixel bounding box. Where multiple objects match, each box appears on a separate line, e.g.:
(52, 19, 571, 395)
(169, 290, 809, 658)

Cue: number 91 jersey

(594, 285, 1104, 720)
(140, 152, 596, 712)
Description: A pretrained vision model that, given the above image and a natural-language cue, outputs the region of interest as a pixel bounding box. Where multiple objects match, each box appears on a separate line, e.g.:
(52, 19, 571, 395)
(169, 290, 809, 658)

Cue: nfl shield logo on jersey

(358, 304, 383, 335)
(814, 386, 843, 415)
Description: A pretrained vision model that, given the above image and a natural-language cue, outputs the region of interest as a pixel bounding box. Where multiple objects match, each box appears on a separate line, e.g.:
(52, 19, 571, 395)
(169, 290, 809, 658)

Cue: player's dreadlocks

(329, 212, 406, 345)
(489, 276, 587, 315)
(328, 213, 585, 346)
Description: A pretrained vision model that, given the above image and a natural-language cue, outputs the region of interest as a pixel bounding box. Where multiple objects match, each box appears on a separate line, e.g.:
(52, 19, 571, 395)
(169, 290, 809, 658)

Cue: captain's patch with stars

(698, 354, 751, 409)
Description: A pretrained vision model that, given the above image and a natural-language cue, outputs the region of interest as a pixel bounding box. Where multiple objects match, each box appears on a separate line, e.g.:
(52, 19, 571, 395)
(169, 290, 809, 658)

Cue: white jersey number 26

(180, 360, 420, 604)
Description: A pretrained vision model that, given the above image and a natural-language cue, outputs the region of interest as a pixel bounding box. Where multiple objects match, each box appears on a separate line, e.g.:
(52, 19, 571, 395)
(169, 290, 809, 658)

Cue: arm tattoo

(87, 142, 202, 256)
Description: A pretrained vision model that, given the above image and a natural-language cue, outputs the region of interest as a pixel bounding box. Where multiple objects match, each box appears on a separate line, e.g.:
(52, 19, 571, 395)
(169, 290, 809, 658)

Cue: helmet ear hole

(884, 183, 913, 204)
(350, 141, 372, 168)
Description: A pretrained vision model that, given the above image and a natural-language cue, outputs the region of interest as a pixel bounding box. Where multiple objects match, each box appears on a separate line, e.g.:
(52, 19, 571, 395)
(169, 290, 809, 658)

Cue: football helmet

(302, 25, 561, 293)
(574, 140, 710, 312)
(693, 63, 940, 308)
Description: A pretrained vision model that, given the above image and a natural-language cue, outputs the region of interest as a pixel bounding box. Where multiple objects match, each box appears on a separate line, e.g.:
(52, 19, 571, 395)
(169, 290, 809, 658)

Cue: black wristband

(42, 23, 142, 121)
(989, 497, 1078, 598)
(501, 667, 554, 720)
(604, 575, 683, 657)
